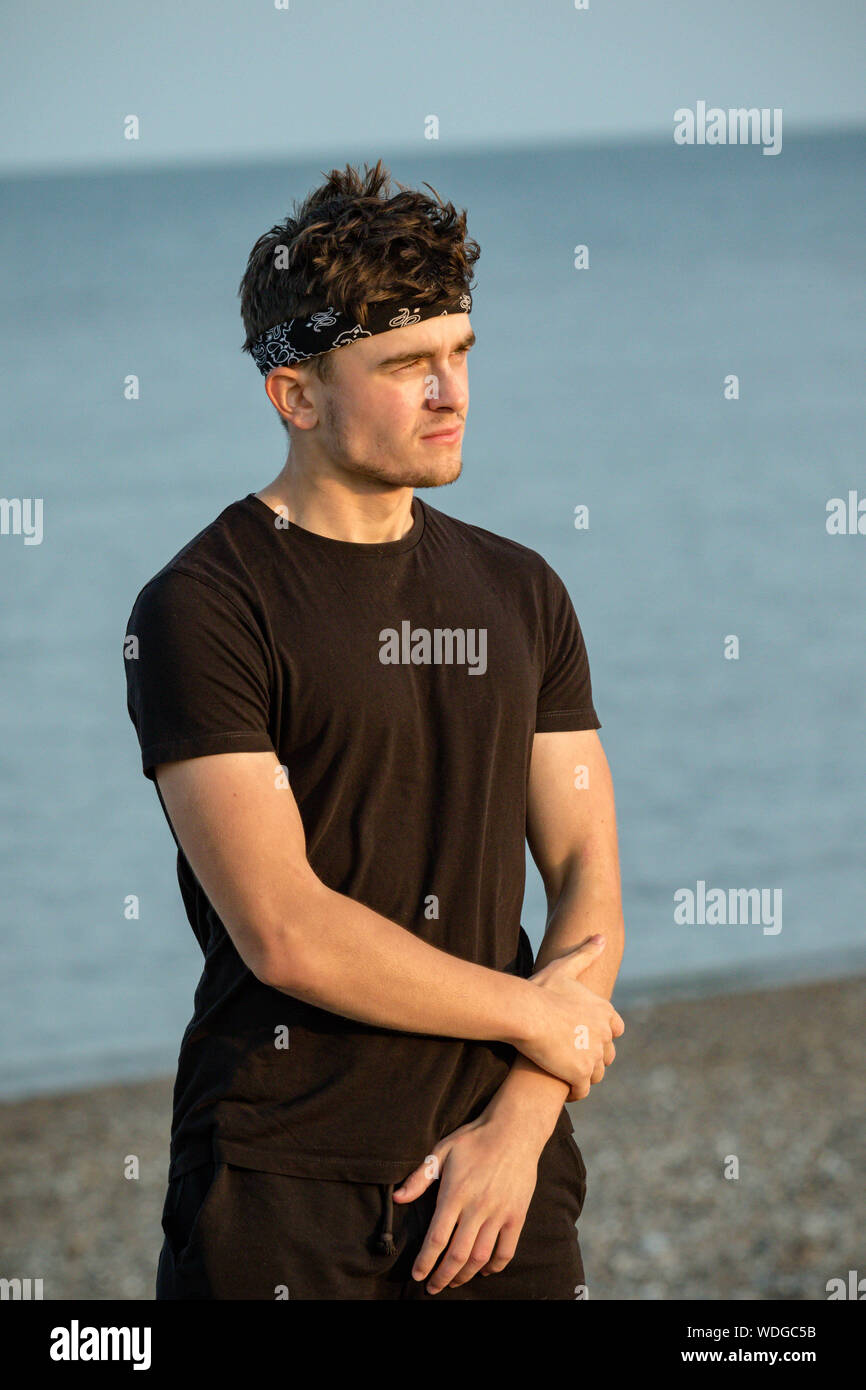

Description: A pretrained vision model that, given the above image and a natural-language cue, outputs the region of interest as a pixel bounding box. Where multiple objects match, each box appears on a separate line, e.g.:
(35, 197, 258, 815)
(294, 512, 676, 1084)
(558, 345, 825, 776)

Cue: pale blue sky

(2, 0, 864, 175)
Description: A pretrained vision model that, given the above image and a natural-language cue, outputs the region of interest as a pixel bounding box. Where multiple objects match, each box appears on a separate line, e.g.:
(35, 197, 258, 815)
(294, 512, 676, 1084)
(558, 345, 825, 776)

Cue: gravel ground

(1, 975, 862, 1300)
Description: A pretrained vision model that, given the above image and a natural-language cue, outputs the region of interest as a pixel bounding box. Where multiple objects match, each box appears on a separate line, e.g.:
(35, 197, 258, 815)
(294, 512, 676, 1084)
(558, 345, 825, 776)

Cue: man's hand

(516, 936, 625, 1098)
(394, 964, 619, 1294)
(393, 1108, 549, 1295)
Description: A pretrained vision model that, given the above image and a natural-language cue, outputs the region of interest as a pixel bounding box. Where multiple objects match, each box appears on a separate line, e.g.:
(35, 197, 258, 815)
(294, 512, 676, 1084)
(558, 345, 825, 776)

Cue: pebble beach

(0, 975, 862, 1300)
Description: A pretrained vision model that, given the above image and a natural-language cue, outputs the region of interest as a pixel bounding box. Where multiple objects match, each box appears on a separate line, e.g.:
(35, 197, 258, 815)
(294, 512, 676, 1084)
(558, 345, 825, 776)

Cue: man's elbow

(245, 873, 327, 993)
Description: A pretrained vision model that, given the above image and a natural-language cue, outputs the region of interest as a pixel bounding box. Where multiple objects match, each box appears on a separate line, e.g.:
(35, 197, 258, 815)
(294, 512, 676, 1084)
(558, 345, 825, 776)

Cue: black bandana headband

(249, 291, 472, 376)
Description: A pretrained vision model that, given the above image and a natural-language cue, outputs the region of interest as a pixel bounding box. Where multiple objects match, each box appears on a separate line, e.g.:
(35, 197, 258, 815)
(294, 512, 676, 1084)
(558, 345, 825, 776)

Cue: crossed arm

(487, 725, 625, 1139)
(153, 726, 624, 1292)
(397, 727, 625, 1291)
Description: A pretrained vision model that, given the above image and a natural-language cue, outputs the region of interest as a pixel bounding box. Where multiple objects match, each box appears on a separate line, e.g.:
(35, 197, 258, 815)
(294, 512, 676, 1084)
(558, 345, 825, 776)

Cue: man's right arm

(154, 750, 622, 1093)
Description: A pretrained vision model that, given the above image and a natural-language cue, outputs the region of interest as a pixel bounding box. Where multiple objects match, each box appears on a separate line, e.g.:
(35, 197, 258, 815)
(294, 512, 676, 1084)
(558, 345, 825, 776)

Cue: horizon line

(2, 118, 864, 183)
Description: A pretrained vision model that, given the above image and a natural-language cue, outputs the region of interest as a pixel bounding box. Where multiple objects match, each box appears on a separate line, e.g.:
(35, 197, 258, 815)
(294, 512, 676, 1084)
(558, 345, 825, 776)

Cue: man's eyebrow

(375, 329, 476, 369)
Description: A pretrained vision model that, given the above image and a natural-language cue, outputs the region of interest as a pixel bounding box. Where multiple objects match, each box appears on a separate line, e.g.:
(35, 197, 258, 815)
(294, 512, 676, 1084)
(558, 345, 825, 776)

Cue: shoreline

(4, 948, 866, 1104)
(1, 974, 863, 1300)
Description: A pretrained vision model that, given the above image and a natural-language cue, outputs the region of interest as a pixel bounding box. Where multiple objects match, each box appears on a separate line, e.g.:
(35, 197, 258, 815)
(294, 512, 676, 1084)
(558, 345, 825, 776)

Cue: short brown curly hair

(238, 159, 480, 394)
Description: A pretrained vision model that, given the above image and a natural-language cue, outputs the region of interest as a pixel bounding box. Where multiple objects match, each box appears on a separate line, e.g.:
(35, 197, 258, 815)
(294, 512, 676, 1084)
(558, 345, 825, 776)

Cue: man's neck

(255, 466, 415, 544)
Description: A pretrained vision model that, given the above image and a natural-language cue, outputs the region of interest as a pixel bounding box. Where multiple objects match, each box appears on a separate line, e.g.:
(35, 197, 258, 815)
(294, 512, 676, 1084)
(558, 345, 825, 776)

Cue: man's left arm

(396, 728, 625, 1292)
(484, 726, 625, 1136)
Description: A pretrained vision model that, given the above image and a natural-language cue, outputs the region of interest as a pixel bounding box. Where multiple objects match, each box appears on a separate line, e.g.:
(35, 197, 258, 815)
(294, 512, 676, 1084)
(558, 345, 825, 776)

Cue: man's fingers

(411, 1201, 460, 1283)
(561, 935, 607, 976)
(425, 1216, 490, 1294)
(439, 1217, 500, 1290)
(393, 1153, 440, 1203)
(480, 1221, 519, 1276)
(569, 1052, 602, 1099)
(531, 935, 605, 985)
(586, 1037, 617, 1087)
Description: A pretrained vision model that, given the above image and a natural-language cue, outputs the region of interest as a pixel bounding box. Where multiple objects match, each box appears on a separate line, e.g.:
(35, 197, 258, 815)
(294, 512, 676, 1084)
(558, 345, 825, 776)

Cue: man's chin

(351, 456, 463, 489)
(412, 459, 462, 488)
(409, 452, 463, 489)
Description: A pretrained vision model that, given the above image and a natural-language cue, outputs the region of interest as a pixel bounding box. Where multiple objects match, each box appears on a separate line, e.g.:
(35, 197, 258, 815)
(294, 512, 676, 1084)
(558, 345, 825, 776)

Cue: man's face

(279, 313, 473, 489)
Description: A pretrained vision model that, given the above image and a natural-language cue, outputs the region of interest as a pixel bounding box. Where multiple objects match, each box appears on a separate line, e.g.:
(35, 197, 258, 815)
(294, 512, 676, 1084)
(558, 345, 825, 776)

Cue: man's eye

(397, 347, 469, 372)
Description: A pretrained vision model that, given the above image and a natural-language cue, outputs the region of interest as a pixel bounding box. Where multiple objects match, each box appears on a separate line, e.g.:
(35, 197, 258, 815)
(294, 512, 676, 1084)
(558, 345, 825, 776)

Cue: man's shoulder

(126, 495, 259, 624)
(422, 499, 553, 582)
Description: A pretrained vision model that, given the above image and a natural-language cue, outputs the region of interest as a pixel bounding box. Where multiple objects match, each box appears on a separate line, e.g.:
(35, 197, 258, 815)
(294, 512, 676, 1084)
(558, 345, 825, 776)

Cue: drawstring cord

(375, 1182, 397, 1255)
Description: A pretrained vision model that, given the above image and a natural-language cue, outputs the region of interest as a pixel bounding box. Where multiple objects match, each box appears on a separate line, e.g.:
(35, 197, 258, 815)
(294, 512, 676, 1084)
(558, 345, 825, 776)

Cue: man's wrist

(498, 974, 545, 1053)
(482, 1059, 569, 1149)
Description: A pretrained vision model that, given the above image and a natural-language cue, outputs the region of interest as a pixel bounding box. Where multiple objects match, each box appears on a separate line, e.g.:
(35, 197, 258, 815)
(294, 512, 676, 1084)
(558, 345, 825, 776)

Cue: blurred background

(1, 0, 863, 1300)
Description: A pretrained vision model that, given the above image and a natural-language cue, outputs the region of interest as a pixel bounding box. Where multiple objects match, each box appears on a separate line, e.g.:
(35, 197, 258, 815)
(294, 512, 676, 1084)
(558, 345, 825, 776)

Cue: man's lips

(422, 424, 463, 440)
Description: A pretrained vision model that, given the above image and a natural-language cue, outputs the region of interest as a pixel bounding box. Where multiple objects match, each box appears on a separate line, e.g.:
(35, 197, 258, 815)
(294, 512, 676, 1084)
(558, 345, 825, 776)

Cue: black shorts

(156, 1129, 588, 1301)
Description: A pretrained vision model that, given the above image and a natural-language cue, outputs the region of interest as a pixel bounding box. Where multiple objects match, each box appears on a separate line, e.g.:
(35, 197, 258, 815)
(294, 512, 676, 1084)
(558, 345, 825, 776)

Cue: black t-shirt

(124, 493, 601, 1183)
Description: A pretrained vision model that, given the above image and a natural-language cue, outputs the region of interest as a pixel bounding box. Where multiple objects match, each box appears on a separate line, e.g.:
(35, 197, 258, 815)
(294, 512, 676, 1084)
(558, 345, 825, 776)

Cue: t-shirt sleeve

(535, 561, 602, 733)
(124, 567, 275, 781)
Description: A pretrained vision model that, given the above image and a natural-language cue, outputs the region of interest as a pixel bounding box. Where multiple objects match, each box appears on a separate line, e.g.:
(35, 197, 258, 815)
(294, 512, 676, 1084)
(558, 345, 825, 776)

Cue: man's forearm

(263, 873, 545, 1051)
(484, 854, 625, 1143)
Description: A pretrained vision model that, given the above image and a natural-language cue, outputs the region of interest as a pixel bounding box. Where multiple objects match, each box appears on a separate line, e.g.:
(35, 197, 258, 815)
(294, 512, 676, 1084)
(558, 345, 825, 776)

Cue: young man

(124, 160, 625, 1301)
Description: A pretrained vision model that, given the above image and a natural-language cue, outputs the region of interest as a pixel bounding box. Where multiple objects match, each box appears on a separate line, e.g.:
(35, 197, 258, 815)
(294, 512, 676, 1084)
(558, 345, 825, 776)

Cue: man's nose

(427, 364, 467, 412)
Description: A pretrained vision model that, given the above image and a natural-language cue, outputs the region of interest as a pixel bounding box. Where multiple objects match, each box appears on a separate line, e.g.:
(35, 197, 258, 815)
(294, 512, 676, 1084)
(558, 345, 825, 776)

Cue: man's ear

(265, 366, 319, 430)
